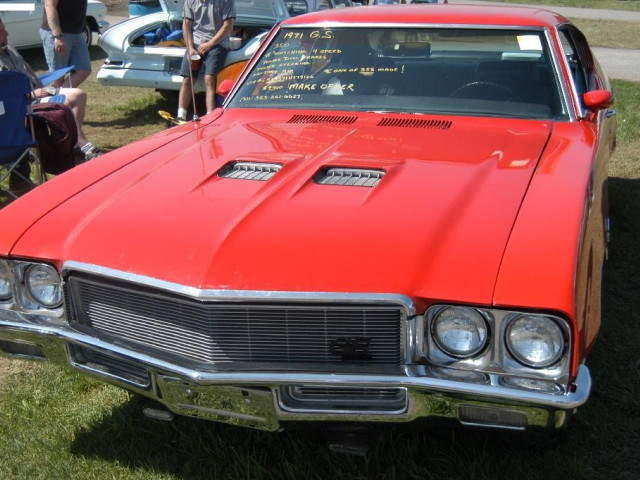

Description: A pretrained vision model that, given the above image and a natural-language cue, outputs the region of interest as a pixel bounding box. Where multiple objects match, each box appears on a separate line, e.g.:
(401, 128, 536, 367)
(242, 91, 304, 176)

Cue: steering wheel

(449, 81, 521, 101)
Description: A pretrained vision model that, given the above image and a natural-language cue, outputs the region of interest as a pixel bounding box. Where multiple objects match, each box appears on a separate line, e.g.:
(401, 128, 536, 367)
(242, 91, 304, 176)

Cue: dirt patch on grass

(103, 0, 129, 16)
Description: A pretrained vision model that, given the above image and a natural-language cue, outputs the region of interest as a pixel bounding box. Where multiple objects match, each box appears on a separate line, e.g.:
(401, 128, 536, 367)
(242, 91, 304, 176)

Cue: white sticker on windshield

(517, 35, 543, 51)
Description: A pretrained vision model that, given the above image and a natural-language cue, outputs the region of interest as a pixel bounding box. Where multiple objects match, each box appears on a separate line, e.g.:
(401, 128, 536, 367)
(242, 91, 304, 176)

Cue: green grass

(491, 0, 640, 11)
(571, 18, 640, 49)
(1, 42, 640, 480)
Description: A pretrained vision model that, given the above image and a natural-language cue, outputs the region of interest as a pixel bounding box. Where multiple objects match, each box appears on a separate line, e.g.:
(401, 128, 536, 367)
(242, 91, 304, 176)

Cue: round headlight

(506, 315, 565, 368)
(24, 264, 62, 308)
(431, 307, 488, 358)
(0, 260, 12, 301)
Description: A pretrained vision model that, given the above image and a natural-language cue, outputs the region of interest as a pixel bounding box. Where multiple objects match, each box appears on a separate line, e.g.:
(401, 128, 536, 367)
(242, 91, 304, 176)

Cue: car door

(1, 0, 45, 48)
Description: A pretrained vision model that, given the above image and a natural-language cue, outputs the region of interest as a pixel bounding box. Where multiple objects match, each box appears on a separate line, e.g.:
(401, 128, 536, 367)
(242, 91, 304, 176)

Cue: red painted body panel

(9, 110, 550, 309)
(0, 119, 210, 259)
(493, 121, 602, 375)
(284, 5, 570, 30)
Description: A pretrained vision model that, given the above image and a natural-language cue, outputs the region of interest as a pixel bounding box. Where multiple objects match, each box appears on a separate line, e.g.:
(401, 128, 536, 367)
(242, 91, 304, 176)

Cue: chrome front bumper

(0, 311, 591, 432)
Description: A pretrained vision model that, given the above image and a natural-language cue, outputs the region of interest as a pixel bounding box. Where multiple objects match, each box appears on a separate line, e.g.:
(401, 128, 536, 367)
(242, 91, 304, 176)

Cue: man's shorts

(40, 29, 92, 73)
(180, 44, 228, 77)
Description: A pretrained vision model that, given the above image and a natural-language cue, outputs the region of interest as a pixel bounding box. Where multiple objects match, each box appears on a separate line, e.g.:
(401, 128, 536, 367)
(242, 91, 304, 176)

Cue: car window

(558, 27, 590, 103)
(230, 27, 568, 119)
(236, 0, 282, 18)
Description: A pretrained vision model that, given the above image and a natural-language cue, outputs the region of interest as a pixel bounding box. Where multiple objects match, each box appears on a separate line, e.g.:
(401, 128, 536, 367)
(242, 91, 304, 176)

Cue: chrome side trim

(283, 23, 547, 31)
(61, 261, 416, 315)
(545, 26, 576, 122)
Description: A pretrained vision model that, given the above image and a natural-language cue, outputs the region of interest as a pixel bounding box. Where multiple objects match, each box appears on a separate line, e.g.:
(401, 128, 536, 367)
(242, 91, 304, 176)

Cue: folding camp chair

(38, 65, 75, 88)
(0, 71, 44, 200)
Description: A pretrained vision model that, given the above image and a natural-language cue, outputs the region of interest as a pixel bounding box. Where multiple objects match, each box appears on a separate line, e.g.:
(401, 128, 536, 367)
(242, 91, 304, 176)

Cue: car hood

(12, 109, 552, 305)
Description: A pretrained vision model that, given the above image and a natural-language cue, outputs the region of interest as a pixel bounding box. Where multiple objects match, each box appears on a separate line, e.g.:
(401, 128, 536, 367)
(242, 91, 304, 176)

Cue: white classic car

(0, 0, 109, 48)
(97, 0, 290, 92)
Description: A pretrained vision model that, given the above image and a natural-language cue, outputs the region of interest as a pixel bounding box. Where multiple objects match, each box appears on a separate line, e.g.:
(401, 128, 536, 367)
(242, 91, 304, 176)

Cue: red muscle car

(0, 5, 616, 437)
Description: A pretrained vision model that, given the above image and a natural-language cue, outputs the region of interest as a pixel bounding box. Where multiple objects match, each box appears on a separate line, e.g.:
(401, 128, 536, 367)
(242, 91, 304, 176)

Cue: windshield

(236, 0, 282, 18)
(229, 27, 567, 119)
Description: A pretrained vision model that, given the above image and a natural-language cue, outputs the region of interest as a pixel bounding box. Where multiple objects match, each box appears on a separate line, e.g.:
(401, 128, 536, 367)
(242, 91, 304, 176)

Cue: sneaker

(83, 146, 104, 161)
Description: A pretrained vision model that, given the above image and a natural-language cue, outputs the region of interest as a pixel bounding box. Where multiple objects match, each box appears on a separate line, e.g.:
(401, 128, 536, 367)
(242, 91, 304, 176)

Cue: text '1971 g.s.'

(0, 5, 616, 438)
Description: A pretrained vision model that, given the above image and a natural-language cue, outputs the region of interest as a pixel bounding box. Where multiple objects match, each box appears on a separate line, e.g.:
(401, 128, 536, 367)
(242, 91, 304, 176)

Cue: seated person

(0, 17, 101, 161)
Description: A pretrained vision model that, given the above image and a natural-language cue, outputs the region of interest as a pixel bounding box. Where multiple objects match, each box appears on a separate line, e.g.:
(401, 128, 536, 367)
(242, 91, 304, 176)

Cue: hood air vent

(288, 114, 357, 125)
(218, 162, 282, 181)
(314, 167, 384, 187)
(378, 118, 452, 129)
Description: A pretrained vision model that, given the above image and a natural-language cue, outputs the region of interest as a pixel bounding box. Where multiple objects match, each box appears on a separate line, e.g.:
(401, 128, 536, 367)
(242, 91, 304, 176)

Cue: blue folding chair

(0, 71, 44, 200)
(38, 66, 75, 87)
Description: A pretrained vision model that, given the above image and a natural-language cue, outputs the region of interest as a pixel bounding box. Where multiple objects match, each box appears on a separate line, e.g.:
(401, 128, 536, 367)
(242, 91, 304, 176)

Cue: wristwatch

(53, 34, 64, 40)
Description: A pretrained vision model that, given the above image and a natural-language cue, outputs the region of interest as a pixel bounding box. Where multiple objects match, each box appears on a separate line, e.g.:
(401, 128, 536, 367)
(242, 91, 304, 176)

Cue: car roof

(282, 4, 570, 29)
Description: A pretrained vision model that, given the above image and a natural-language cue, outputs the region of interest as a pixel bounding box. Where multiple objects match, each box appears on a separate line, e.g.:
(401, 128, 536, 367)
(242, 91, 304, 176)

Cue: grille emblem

(330, 337, 372, 361)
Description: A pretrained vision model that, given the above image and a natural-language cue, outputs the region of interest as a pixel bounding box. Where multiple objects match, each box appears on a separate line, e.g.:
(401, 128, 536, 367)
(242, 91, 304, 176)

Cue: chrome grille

(314, 168, 384, 187)
(65, 275, 403, 365)
(280, 385, 408, 412)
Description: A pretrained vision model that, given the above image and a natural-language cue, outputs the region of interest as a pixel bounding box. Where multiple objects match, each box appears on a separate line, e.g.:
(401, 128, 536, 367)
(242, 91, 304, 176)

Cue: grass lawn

(1, 24, 640, 480)
(571, 18, 640, 49)
(491, 0, 640, 11)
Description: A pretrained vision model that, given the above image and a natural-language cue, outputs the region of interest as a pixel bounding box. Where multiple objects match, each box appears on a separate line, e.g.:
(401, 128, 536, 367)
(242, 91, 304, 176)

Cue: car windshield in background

(230, 27, 568, 119)
(236, 0, 282, 18)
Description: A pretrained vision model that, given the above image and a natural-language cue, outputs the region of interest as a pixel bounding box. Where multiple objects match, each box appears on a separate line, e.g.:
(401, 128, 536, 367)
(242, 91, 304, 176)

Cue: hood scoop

(288, 114, 357, 125)
(218, 161, 282, 181)
(378, 118, 452, 129)
(314, 167, 385, 187)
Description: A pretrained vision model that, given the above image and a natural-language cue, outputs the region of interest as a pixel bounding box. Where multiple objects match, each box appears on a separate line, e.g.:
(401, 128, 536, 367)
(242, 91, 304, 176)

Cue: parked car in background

(97, 0, 289, 93)
(0, 0, 109, 48)
(285, 0, 352, 16)
(0, 5, 615, 441)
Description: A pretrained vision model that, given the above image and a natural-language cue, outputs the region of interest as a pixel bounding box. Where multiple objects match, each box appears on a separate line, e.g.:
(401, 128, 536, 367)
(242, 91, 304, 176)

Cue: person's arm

(183, 18, 197, 57)
(44, 0, 66, 55)
(197, 18, 234, 56)
(23, 62, 43, 89)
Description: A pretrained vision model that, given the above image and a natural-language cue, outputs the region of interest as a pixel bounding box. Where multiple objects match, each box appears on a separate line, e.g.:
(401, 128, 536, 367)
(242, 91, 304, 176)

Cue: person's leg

(64, 33, 92, 87)
(177, 51, 193, 120)
(59, 88, 89, 147)
(204, 74, 215, 113)
(202, 46, 228, 115)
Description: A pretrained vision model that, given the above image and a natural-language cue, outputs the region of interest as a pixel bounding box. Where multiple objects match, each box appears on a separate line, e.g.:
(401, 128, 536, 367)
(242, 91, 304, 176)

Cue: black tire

(84, 22, 92, 46)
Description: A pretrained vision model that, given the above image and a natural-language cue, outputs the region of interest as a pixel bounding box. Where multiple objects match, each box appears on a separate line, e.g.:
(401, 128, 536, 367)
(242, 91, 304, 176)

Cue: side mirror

(217, 79, 235, 97)
(286, 0, 309, 15)
(583, 90, 614, 111)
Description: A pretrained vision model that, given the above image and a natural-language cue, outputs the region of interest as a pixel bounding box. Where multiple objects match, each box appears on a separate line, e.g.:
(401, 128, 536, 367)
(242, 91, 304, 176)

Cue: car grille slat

(288, 114, 357, 125)
(66, 275, 403, 365)
(377, 118, 453, 129)
(218, 161, 282, 181)
(314, 168, 385, 187)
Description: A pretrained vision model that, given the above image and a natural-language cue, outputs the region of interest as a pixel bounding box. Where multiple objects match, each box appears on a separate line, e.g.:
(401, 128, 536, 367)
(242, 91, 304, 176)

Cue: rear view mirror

(217, 79, 235, 97)
(583, 90, 614, 111)
(286, 0, 309, 15)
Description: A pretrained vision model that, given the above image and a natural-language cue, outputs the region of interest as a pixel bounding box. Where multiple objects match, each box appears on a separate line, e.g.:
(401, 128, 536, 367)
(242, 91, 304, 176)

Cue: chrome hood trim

(61, 261, 417, 315)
